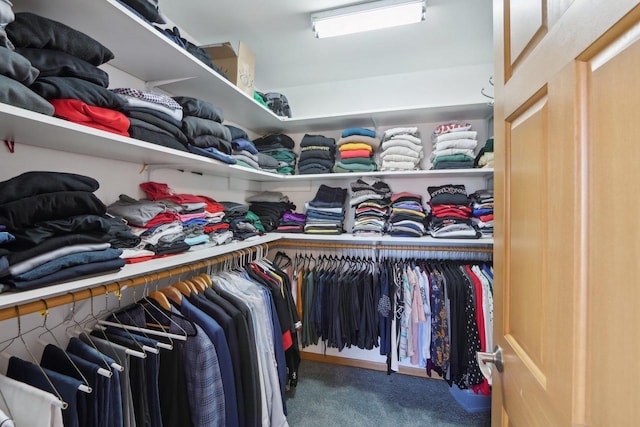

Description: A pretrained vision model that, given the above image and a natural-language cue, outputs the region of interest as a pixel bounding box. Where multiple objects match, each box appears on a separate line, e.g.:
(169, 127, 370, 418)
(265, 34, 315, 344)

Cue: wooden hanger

(197, 273, 213, 287)
(148, 290, 171, 311)
(159, 286, 183, 306)
(173, 281, 195, 296)
(190, 276, 207, 293)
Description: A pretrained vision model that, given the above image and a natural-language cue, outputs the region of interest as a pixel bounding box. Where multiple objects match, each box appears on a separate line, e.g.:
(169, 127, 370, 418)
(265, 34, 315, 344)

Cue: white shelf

(13, 0, 493, 136)
(0, 234, 281, 311)
(273, 233, 494, 247)
(274, 168, 494, 182)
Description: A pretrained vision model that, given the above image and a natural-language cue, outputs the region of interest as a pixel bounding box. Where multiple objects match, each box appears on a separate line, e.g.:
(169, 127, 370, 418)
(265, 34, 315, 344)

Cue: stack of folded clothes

(334, 128, 379, 173)
(253, 133, 297, 174)
(110, 87, 187, 151)
(297, 134, 336, 175)
(173, 95, 236, 164)
(350, 178, 391, 235)
(387, 192, 427, 237)
(276, 212, 307, 233)
(245, 191, 296, 232)
(0, 171, 126, 292)
(228, 125, 261, 170)
(6, 13, 124, 121)
(427, 184, 480, 239)
(221, 202, 263, 241)
(474, 137, 494, 169)
(430, 122, 477, 169)
(378, 127, 424, 171)
(0, 7, 54, 116)
(470, 189, 494, 237)
(304, 185, 347, 235)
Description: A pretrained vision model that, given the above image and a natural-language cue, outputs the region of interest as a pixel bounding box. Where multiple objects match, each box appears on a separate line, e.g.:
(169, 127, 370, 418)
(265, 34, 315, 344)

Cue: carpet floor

(285, 360, 491, 427)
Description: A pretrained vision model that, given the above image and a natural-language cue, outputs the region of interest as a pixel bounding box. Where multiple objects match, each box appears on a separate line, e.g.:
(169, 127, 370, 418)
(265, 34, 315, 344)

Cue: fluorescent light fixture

(311, 0, 426, 39)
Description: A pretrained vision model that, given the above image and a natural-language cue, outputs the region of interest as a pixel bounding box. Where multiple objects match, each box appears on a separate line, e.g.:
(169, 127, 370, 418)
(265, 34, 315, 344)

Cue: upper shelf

(0, 101, 493, 182)
(14, 0, 493, 135)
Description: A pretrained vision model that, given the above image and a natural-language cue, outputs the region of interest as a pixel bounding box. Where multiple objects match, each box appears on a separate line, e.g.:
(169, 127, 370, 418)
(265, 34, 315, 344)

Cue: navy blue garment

(105, 328, 163, 427)
(67, 336, 123, 427)
(40, 344, 101, 427)
(13, 248, 123, 281)
(261, 287, 288, 415)
(180, 295, 239, 427)
(190, 293, 246, 427)
(6, 258, 126, 290)
(99, 332, 151, 427)
(7, 356, 82, 427)
(204, 287, 261, 427)
(187, 144, 237, 164)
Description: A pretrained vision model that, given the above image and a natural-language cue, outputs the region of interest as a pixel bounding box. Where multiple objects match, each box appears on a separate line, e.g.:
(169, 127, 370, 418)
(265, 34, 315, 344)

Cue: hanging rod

(0, 245, 263, 322)
(272, 240, 493, 253)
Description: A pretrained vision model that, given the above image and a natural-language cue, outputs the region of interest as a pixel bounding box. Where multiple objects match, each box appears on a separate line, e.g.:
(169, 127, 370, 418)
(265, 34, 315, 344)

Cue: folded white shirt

(431, 147, 476, 160)
(434, 138, 478, 151)
(433, 130, 478, 143)
(383, 126, 419, 139)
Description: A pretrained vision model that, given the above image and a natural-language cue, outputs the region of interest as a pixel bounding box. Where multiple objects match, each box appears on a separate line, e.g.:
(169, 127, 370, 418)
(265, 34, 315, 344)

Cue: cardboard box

(202, 41, 255, 96)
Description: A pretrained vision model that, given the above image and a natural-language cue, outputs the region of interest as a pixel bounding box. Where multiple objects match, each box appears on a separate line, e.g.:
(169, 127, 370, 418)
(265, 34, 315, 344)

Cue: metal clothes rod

(0, 246, 261, 322)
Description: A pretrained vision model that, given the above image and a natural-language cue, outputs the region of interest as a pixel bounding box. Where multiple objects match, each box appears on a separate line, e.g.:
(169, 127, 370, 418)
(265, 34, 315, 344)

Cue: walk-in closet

(1, 0, 639, 426)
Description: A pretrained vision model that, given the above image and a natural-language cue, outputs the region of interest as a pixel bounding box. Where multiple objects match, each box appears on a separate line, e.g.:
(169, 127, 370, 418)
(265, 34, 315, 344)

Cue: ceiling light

(311, 0, 426, 39)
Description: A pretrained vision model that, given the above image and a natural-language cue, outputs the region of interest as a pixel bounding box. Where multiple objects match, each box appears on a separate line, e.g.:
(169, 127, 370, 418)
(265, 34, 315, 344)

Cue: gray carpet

(285, 360, 491, 427)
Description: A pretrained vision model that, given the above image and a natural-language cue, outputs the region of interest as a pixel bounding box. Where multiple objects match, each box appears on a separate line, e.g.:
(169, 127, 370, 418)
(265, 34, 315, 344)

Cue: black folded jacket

(128, 117, 188, 145)
(173, 96, 224, 122)
(123, 105, 183, 129)
(0, 171, 99, 205)
(126, 110, 187, 142)
(181, 116, 231, 140)
(226, 125, 248, 141)
(0, 232, 110, 266)
(30, 76, 125, 110)
(189, 134, 232, 154)
(300, 134, 336, 148)
(253, 133, 295, 150)
(6, 12, 114, 66)
(9, 214, 113, 248)
(17, 48, 110, 88)
(128, 125, 188, 152)
(0, 191, 107, 230)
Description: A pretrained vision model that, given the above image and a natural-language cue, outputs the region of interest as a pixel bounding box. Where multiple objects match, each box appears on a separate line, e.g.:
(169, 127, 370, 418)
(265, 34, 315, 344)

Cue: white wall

(268, 63, 494, 118)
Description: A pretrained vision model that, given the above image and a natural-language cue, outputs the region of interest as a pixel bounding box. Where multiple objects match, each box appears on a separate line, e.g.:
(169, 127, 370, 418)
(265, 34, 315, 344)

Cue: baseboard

(300, 351, 443, 380)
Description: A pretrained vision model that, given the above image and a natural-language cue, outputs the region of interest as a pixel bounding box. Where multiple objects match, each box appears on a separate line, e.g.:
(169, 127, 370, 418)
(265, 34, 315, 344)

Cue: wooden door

(493, 1, 640, 425)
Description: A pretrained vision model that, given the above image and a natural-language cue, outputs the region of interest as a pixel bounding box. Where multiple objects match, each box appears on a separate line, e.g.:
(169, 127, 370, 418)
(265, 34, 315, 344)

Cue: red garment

(478, 213, 494, 222)
(139, 182, 225, 213)
(143, 212, 179, 228)
(431, 204, 472, 215)
(203, 223, 230, 234)
(50, 98, 130, 136)
(339, 149, 372, 159)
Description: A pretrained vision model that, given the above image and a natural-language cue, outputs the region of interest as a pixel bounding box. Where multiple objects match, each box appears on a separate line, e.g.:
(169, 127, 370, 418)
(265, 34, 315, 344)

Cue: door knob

(477, 345, 503, 373)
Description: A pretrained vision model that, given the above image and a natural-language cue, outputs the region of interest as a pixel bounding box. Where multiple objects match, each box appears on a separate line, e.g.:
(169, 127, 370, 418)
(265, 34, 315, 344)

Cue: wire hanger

(97, 282, 185, 344)
(0, 306, 69, 409)
(35, 301, 94, 391)
(64, 292, 124, 372)
(91, 283, 152, 357)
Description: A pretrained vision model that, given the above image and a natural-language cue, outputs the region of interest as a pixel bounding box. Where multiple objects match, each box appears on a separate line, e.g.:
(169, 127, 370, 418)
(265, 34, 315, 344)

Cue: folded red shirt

(50, 98, 130, 136)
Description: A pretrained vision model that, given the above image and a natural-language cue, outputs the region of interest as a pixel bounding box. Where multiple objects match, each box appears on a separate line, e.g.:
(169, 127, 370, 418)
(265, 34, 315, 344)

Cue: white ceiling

(159, 0, 493, 91)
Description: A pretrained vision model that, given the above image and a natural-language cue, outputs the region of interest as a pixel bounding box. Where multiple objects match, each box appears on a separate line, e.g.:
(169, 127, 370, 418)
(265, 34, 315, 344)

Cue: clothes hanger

(140, 273, 188, 340)
(97, 282, 185, 344)
(66, 287, 130, 365)
(159, 286, 183, 306)
(0, 307, 70, 409)
(173, 280, 195, 296)
(35, 300, 105, 385)
(64, 292, 124, 373)
(95, 283, 158, 355)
